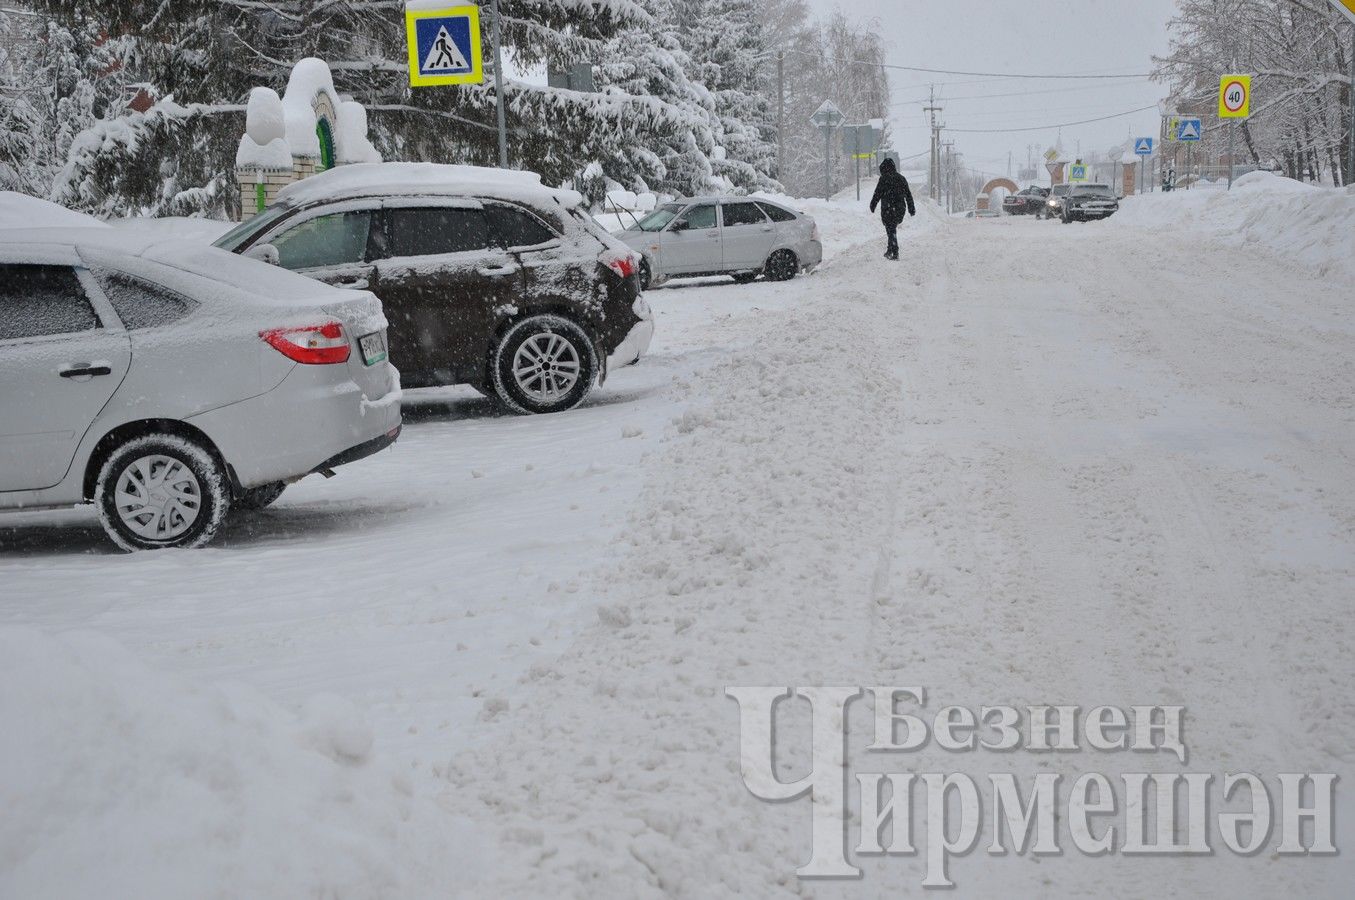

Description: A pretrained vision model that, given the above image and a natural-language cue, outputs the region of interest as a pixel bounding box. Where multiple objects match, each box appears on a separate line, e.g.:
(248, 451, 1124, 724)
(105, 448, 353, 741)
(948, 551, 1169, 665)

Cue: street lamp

(810, 100, 845, 200)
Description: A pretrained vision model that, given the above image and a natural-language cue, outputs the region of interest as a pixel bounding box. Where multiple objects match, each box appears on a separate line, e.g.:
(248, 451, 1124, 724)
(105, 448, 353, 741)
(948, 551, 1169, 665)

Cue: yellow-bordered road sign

(1330, 0, 1355, 26)
(1218, 74, 1251, 119)
(406, 5, 483, 87)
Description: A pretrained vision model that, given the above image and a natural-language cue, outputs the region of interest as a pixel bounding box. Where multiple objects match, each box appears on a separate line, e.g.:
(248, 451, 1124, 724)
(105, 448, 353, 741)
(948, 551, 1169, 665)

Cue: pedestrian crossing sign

(406, 5, 483, 87)
(1069, 163, 1088, 182)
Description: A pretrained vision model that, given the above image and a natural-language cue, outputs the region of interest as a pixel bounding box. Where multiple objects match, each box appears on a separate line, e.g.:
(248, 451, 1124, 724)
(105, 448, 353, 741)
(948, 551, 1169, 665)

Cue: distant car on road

(0, 229, 401, 551)
(1060, 184, 1121, 223)
(614, 197, 822, 289)
(215, 163, 653, 415)
(1037, 184, 1073, 220)
(1002, 186, 1049, 215)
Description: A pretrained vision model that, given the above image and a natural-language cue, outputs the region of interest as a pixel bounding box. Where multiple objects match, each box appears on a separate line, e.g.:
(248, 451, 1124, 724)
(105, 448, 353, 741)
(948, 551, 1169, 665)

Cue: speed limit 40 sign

(1219, 74, 1252, 118)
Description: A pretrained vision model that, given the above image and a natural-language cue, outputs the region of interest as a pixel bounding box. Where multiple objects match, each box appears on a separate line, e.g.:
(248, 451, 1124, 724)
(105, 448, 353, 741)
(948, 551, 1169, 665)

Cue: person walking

(869, 157, 916, 260)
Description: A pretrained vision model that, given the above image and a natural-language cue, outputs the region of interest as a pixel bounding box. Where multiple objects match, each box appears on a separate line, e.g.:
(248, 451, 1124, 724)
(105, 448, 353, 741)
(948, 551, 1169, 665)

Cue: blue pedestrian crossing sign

(1068, 162, 1089, 182)
(1175, 117, 1202, 142)
(405, 5, 483, 87)
(1134, 137, 1154, 156)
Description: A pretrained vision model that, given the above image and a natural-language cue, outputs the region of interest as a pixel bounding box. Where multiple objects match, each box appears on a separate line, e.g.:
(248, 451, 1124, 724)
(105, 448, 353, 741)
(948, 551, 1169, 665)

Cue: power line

(786, 49, 1152, 81)
(892, 79, 1155, 108)
(946, 104, 1160, 134)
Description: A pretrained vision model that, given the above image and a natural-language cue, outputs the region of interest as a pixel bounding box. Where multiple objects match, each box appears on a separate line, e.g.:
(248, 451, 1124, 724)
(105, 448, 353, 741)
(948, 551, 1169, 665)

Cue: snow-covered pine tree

(594, 0, 722, 197)
(677, 0, 777, 191)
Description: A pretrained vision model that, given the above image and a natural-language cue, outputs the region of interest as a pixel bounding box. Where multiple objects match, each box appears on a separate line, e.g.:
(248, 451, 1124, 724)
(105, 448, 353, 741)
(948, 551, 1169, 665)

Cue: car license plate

(359, 331, 388, 366)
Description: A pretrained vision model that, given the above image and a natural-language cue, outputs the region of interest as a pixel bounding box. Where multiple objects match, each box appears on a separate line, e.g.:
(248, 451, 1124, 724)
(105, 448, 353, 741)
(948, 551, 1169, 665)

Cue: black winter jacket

(870, 159, 916, 226)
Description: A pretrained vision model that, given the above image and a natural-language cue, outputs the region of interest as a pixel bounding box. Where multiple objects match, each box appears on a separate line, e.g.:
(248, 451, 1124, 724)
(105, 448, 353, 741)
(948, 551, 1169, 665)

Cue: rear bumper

(314, 425, 401, 473)
(607, 295, 654, 368)
(189, 362, 402, 489)
(800, 240, 824, 270)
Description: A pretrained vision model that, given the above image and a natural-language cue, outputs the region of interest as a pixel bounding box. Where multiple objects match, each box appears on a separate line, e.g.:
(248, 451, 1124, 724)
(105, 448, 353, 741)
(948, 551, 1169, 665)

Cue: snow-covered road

(3, 188, 1352, 897)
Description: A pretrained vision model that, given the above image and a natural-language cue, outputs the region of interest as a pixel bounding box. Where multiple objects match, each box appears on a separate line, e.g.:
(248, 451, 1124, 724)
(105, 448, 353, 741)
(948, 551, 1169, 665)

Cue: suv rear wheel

(95, 434, 230, 551)
(491, 314, 598, 414)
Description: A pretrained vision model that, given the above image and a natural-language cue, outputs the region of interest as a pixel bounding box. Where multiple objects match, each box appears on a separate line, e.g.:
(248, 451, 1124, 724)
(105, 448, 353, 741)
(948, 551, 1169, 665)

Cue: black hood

(879, 158, 897, 175)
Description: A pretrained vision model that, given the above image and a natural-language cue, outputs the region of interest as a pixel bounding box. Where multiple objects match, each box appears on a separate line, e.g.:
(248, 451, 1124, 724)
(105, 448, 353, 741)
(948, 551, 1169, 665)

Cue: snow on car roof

(0, 225, 358, 306)
(275, 162, 585, 209)
(0, 191, 110, 230)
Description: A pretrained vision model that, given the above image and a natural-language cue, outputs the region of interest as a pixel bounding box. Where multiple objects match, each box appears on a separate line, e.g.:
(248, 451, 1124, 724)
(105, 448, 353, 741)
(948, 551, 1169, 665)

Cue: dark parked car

(1037, 183, 1073, 220)
(1060, 183, 1120, 223)
(1002, 186, 1049, 215)
(214, 163, 654, 414)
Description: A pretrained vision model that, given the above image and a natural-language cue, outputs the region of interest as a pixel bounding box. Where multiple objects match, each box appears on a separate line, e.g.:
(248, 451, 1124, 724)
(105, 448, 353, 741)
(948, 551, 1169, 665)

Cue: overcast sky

(802, 0, 1180, 179)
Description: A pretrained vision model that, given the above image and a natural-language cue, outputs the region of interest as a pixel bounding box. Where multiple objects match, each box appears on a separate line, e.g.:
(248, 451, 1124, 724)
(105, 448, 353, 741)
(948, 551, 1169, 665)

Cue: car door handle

(477, 264, 519, 276)
(59, 363, 112, 379)
(337, 276, 369, 290)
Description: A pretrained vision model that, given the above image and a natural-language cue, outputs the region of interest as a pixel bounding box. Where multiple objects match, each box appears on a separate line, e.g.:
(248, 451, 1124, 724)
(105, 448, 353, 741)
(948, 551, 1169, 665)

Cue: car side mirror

(669, 220, 688, 233)
(244, 242, 280, 266)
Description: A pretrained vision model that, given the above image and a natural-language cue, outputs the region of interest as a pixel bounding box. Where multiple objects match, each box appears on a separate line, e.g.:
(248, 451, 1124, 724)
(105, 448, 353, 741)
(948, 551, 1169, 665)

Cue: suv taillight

(260, 322, 350, 365)
(601, 250, 638, 279)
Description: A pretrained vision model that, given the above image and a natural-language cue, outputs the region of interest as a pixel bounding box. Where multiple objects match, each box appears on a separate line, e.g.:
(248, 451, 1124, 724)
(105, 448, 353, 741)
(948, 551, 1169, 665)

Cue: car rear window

(388, 207, 488, 256)
(486, 205, 555, 248)
(95, 272, 198, 330)
(0, 264, 99, 340)
(756, 202, 797, 223)
(722, 202, 768, 227)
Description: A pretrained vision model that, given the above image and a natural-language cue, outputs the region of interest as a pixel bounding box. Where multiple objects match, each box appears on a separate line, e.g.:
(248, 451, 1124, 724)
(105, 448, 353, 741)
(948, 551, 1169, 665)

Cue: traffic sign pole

(490, 0, 508, 167)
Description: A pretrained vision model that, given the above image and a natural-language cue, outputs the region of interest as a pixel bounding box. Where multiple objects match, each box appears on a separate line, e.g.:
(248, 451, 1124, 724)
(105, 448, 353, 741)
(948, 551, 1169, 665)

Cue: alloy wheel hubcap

(513, 332, 581, 402)
(114, 454, 202, 541)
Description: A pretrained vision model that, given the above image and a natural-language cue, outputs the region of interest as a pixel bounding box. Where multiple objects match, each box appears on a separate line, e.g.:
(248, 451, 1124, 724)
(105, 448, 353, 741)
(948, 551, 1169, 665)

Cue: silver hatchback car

(0, 228, 401, 551)
(615, 196, 822, 289)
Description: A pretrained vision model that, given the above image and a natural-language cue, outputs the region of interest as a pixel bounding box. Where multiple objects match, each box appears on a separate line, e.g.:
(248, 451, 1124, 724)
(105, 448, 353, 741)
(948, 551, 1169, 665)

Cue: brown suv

(214, 163, 653, 414)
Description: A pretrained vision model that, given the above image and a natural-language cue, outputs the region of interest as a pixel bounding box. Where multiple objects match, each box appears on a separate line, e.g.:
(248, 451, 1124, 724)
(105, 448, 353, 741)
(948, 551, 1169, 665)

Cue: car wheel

(95, 434, 230, 551)
(639, 260, 652, 292)
(764, 249, 798, 282)
(491, 314, 598, 415)
(235, 481, 286, 511)
(732, 272, 758, 284)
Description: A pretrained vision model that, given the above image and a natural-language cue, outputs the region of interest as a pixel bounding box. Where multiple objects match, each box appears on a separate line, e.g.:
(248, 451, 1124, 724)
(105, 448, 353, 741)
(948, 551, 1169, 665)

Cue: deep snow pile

(0, 627, 485, 899)
(1111, 171, 1355, 281)
(0, 191, 108, 230)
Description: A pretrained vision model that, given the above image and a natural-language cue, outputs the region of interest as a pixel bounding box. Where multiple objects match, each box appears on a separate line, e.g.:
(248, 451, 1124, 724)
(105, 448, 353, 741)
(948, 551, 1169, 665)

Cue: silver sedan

(0, 228, 401, 550)
(615, 197, 822, 289)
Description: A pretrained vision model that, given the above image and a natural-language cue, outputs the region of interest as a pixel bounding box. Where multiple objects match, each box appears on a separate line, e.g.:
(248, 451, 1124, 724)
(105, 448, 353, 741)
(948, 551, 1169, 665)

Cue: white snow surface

(1113, 171, 1355, 281)
(2, 186, 1352, 897)
(0, 191, 109, 229)
(0, 627, 486, 898)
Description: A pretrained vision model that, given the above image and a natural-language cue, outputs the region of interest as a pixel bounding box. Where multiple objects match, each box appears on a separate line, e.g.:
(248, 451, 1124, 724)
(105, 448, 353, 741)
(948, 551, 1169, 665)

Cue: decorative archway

(980, 177, 1019, 197)
(315, 118, 335, 172)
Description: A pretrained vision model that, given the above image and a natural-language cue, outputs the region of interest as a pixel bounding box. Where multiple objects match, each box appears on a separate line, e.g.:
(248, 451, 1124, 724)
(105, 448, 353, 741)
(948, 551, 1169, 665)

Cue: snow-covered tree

(678, 0, 777, 191)
(1154, 0, 1354, 185)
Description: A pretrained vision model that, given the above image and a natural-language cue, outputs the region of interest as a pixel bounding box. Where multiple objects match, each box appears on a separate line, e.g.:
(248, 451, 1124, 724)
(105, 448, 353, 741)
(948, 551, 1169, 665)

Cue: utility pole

(776, 51, 785, 182)
(490, 0, 509, 167)
(943, 141, 955, 213)
(924, 85, 944, 203)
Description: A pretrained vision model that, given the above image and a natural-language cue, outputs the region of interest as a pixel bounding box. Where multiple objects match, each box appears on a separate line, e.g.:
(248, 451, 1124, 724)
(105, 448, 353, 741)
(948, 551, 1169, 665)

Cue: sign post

(1134, 137, 1153, 195)
(1218, 74, 1252, 189)
(1331, 1, 1355, 183)
(1175, 117, 1201, 189)
(810, 100, 845, 200)
(842, 123, 882, 201)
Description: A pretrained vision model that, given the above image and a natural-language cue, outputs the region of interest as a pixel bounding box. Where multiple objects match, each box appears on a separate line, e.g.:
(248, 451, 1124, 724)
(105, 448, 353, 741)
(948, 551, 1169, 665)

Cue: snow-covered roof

(274, 162, 584, 209)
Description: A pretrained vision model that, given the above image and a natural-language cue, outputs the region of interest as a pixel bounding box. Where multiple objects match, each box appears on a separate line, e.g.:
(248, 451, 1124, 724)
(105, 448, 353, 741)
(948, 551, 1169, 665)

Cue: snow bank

(236, 88, 293, 170)
(0, 627, 486, 899)
(1111, 171, 1355, 281)
(0, 191, 108, 230)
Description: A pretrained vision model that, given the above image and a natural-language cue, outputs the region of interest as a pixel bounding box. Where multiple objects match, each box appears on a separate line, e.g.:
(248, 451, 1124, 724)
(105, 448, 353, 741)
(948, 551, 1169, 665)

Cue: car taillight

(260, 322, 351, 365)
(602, 250, 637, 279)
